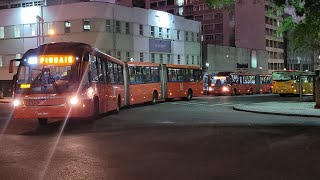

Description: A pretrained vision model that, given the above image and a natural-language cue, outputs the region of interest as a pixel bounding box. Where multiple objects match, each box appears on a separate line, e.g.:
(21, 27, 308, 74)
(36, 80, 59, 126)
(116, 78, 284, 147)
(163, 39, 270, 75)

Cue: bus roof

(166, 64, 201, 69)
(127, 62, 159, 67)
(272, 70, 315, 76)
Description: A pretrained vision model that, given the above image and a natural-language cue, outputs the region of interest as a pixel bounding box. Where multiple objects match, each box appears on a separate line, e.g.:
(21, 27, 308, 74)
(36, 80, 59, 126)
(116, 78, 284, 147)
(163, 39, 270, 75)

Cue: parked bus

(205, 72, 272, 95)
(271, 70, 314, 97)
(9, 42, 203, 125)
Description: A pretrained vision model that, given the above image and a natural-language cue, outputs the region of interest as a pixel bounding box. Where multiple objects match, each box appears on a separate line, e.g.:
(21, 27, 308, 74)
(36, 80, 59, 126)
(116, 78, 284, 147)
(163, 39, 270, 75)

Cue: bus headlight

(69, 96, 79, 105)
(222, 86, 229, 92)
(13, 99, 21, 107)
(208, 87, 213, 91)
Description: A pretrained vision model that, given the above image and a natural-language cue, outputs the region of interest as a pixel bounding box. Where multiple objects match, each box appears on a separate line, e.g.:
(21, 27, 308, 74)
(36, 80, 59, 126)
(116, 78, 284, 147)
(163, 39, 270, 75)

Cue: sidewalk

(0, 97, 13, 104)
(233, 101, 320, 118)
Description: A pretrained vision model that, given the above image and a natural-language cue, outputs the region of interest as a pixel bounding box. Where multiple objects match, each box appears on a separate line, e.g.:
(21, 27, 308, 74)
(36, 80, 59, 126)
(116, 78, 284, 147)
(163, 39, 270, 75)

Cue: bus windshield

(16, 63, 79, 94)
(210, 76, 228, 86)
(272, 72, 292, 81)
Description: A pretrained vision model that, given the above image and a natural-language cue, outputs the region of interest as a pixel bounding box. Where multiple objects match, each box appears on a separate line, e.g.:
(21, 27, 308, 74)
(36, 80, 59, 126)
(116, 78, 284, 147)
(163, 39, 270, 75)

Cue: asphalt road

(1, 94, 320, 180)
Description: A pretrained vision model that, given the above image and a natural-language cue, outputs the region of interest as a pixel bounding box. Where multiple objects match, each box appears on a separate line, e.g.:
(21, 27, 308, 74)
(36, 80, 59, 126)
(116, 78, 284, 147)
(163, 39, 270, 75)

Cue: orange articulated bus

(165, 64, 203, 100)
(10, 43, 125, 125)
(127, 62, 161, 105)
(205, 72, 271, 95)
(9, 42, 203, 125)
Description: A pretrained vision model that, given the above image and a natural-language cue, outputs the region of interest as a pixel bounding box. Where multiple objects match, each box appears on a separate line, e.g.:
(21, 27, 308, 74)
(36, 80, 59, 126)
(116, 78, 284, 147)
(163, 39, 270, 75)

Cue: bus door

(160, 64, 168, 99)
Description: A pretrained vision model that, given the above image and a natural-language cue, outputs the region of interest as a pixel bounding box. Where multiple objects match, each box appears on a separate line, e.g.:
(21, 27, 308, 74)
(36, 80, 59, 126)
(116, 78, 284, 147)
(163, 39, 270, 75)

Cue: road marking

(159, 121, 175, 124)
(159, 101, 237, 107)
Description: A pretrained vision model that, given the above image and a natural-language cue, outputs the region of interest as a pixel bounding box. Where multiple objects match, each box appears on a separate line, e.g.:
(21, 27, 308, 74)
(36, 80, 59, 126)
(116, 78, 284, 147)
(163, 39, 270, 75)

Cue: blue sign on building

(149, 39, 172, 53)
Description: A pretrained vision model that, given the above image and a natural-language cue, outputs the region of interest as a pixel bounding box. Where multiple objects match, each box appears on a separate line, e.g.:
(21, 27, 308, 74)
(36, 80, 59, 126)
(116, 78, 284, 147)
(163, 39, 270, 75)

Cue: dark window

(150, 2, 157, 8)
(167, 0, 174, 5)
(106, 20, 111, 32)
(139, 24, 143, 35)
(96, 58, 104, 82)
(107, 61, 115, 83)
(125, 22, 130, 34)
(159, 1, 166, 6)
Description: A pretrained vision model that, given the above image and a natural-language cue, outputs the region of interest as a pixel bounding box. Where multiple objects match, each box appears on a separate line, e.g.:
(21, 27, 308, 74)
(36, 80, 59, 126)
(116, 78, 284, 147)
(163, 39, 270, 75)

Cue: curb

(233, 106, 320, 118)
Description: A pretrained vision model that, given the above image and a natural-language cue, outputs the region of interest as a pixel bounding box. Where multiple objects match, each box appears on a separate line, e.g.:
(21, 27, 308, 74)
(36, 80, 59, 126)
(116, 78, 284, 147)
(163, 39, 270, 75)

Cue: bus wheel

(115, 96, 121, 114)
(38, 118, 48, 125)
(93, 97, 100, 119)
(152, 91, 158, 105)
(186, 89, 193, 101)
(249, 88, 254, 95)
(268, 88, 272, 94)
(232, 89, 237, 96)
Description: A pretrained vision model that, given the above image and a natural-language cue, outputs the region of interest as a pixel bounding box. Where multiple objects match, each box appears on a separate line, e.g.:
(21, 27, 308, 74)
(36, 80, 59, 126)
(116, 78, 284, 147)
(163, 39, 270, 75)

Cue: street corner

(0, 98, 13, 104)
(233, 101, 320, 118)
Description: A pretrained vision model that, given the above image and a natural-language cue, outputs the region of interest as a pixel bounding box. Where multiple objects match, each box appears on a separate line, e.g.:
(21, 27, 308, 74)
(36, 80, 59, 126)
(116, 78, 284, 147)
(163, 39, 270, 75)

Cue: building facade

(0, 0, 201, 96)
(147, 0, 284, 74)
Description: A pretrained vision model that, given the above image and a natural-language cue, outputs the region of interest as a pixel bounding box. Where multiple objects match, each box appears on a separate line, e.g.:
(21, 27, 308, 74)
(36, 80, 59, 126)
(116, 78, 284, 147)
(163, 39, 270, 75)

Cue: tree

(205, 0, 320, 70)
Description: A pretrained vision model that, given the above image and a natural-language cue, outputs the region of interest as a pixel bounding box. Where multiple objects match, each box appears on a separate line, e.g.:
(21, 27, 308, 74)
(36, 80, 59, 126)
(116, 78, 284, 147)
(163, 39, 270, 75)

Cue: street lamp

(205, 62, 209, 67)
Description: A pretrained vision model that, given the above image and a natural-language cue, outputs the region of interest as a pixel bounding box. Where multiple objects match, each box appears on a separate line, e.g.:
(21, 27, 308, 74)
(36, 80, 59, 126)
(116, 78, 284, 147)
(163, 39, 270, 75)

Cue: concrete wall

(206, 44, 268, 74)
(235, 0, 266, 50)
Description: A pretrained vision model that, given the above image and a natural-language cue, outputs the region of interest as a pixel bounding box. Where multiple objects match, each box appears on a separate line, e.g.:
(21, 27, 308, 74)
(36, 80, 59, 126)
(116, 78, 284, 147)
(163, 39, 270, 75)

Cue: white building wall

(0, 1, 201, 81)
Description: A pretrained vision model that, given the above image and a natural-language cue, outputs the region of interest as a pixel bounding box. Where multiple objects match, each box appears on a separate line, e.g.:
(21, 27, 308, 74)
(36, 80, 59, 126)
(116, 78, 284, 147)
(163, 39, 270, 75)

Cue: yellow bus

(271, 71, 314, 97)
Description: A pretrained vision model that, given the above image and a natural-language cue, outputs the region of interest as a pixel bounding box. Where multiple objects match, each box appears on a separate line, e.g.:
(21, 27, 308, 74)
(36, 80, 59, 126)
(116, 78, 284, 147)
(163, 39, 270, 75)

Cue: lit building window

(0, 55, 3, 67)
(151, 26, 154, 37)
(159, 54, 163, 64)
(126, 52, 130, 61)
(15, 54, 21, 66)
(140, 52, 143, 62)
(30, 24, 36, 36)
(0, 26, 4, 38)
(48, 23, 55, 35)
(186, 55, 189, 64)
(178, 7, 183, 15)
(83, 19, 90, 32)
(159, 27, 162, 38)
(139, 24, 143, 35)
(125, 22, 130, 34)
(117, 51, 121, 60)
(14, 25, 20, 38)
(151, 53, 155, 63)
(65, 21, 71, 33)
(106, 20, 111, 32)
(115, 21, 120, 33)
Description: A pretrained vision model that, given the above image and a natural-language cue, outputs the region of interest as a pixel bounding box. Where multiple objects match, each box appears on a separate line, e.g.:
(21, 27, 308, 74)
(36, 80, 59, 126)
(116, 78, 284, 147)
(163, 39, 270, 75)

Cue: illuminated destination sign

(39, 55, 74, 65)
(20, 84, 31, 89)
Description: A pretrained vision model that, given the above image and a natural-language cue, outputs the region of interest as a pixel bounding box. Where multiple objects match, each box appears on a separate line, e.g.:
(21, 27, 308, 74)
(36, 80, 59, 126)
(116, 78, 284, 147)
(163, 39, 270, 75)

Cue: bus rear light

(291, 84, 294, 89)
(271, 85, 273, 89)
(13, 99, 21, 107)
(69, 96, 79, 105)
(169, 92, 173, 96)
(208, 87, 213, 91)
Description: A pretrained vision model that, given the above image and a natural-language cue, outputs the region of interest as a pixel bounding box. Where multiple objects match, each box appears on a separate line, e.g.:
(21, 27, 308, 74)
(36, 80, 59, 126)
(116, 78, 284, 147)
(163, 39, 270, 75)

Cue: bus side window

(113, 63, 119, 84)
(96, 57, 104, 82)
(135, 66, 143, 84)
(107, 61, 115, 84)
(118, 64, 124, 84)
(143, 67, 152, 83)
(89, 55, 98, 82)
(151, 67, 160, 82)
(129, 66, 136, 84)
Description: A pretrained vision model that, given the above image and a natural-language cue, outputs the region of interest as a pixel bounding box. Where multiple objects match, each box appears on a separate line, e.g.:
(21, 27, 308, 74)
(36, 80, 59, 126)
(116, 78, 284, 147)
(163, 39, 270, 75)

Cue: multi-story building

(147, 0, 284, 74)
(0, 0, 201, 96)
(146, 0, 234, 46)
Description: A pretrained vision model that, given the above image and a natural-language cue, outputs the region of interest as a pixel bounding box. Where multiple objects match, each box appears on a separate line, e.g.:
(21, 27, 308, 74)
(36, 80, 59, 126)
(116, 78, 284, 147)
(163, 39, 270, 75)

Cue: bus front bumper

(12, 104, 91, 119)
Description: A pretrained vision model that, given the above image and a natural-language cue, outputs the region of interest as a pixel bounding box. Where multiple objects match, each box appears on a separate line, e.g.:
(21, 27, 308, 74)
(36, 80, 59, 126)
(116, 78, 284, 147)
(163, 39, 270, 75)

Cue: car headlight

(69, 96, 79, 105)
(13, 99, 21, 107)
(208, 87, 213, 91)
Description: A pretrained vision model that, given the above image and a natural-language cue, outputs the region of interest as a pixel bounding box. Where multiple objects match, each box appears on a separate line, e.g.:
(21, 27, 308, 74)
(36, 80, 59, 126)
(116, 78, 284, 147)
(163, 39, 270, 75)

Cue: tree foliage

(206, 0, 320, 52)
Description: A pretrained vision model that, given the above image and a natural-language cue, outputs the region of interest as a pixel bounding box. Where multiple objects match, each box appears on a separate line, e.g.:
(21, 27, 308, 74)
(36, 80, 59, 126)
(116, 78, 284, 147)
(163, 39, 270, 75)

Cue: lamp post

(36, 15, 44, 46)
